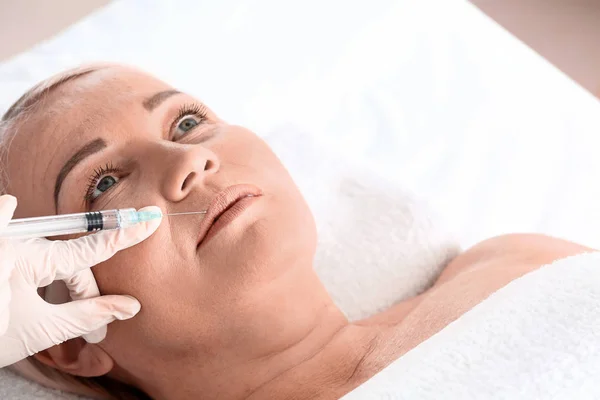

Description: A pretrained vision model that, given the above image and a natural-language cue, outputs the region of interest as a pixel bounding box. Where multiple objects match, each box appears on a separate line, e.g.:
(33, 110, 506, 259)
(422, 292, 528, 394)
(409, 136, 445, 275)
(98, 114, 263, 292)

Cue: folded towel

(343, 252, 600, 399)
(0, 127, 459, 399)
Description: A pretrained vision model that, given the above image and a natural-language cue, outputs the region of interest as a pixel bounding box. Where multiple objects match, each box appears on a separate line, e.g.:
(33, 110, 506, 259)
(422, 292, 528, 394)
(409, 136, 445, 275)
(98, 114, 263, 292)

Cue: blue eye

(178, 117, 199, 132)
(171, 103, 209, 140)
(91, 176, 119, 200)
(173, 116, 200, 139)
(84, 163, 122, 205)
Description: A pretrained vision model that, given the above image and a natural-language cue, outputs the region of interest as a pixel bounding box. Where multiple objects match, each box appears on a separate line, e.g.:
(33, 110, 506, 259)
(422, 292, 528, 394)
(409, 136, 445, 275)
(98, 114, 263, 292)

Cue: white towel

(343, 252, 600, 400)
(265, 126, 459, 321)
(0, 127, 459, 398)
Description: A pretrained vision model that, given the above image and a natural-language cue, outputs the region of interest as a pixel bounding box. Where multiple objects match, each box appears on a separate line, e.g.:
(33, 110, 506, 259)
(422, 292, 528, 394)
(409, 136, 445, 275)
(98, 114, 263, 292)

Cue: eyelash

(83, 103, 209, 205)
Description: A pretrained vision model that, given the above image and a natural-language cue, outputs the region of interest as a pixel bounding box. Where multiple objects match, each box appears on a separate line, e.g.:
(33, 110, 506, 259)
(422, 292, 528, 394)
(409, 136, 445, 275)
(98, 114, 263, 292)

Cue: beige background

(471, 0, 600, 98)
(1, 0, 600, 98)
(0, 0, 110, 61)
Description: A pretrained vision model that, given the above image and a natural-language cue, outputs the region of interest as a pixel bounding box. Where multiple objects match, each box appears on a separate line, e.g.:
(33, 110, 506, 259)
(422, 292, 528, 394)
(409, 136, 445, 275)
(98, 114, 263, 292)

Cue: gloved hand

(0, 195, 162, 368)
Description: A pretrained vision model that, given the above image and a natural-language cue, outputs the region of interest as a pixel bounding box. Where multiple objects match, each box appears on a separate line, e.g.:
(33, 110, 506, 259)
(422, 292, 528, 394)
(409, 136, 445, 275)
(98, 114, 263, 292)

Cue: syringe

(0, 208, 206, 239)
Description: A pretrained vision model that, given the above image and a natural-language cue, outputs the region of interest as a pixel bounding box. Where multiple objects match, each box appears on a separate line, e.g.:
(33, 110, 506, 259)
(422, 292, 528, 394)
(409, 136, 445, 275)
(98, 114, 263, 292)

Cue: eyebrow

(54, 138, 107, 208)
(142, 89, 181, 111)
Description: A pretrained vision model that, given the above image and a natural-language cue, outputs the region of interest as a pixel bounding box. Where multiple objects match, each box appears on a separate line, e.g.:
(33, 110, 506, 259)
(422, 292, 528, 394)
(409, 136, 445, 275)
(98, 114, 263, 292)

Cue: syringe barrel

(0, 208, 138, 238)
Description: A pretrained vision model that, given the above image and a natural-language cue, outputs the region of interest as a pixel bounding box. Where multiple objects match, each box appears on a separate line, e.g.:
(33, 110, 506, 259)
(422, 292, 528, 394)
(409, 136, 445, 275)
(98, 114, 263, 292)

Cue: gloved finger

(1, 244, 17, 336)
(0, 195, 17, 230)
(65, 268, 100, 301)
(63, 268, 106, 343)
(0, 250, 14, 284)
(0, 281, 10, 335)
(27, 206, 162, 287)
(46, 295, 141, 346)
(0, 254, 15, 335)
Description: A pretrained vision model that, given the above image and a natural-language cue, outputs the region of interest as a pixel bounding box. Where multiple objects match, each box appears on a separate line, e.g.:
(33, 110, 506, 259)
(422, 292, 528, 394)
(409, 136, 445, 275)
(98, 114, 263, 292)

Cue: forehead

(6, 67, 172, 216)
(48, 67, 171, 109)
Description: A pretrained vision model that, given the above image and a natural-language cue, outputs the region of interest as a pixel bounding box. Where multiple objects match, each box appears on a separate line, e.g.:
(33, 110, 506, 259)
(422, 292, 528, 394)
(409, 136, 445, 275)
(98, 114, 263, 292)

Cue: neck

(137, 269, 383, 400)
(245, 310, 381, 400)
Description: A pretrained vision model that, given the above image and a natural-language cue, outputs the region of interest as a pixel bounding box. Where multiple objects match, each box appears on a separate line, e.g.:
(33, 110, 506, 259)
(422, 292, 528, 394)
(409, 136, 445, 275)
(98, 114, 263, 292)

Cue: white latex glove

(0, 195, 162, 368)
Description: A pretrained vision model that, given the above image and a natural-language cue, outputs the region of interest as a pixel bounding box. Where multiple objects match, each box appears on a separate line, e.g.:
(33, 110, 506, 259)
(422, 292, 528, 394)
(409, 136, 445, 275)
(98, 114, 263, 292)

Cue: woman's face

(5, 66, 317, 376)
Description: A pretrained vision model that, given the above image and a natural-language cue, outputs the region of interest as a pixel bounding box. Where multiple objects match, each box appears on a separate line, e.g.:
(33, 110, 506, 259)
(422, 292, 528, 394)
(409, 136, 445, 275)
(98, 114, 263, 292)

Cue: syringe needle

(165, 211, 208, 216)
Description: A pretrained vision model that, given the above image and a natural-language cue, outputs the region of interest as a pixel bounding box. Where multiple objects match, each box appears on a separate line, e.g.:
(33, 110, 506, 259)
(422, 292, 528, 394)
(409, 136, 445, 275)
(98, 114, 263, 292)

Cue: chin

(206, 217, 312, 275)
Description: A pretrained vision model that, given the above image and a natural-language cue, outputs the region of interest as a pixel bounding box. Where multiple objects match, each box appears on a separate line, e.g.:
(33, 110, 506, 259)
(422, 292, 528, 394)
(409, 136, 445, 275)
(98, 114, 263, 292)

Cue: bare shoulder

(434, 233, 596, 285)
(392, 233, 596, 345)
(357, 233, 594, 328)
(350, 233, 596, 387)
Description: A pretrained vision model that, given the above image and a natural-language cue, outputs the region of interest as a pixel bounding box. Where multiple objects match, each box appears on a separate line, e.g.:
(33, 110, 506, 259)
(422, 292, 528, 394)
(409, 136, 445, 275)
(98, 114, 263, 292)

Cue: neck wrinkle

(243, 308, 348, 399)
(245, 324, 384, 400)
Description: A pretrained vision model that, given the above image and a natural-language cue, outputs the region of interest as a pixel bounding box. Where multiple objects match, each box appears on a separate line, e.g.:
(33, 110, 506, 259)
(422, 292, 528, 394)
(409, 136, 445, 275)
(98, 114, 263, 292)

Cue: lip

(196, 184, 263, 249)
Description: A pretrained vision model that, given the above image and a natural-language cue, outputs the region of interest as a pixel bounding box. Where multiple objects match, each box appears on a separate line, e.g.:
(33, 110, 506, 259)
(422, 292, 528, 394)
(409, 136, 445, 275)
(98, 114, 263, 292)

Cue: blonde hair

(1, 65, 151, 400)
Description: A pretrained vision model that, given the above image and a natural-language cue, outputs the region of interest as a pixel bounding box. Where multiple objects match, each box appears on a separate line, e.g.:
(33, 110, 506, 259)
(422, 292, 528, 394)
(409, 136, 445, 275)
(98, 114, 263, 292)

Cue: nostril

(204, 160, 215, 171)
(181, 172, 196, 191)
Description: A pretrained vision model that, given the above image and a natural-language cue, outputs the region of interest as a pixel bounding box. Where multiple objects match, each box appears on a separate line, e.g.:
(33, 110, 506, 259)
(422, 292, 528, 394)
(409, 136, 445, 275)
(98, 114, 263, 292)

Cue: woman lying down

(0, 64, 593, 400)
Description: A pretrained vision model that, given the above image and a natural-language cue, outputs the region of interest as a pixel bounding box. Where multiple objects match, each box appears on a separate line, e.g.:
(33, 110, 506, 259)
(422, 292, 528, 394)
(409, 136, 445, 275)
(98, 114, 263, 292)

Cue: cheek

(92, 226, 236, 359)
(92, 233, 200, 349)
(92, 245, 163, 298)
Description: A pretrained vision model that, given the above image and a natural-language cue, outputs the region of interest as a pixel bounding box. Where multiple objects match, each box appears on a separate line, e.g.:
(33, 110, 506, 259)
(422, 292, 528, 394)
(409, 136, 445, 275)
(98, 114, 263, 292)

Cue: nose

(161, 145, 220, 202)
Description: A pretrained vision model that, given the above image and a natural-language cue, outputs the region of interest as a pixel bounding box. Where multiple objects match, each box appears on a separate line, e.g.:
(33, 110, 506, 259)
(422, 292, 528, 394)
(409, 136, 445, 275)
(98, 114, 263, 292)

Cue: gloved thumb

(0, 195, 17, 229)
(46, 295, 141, 346)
